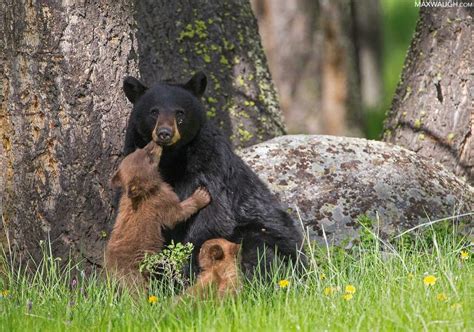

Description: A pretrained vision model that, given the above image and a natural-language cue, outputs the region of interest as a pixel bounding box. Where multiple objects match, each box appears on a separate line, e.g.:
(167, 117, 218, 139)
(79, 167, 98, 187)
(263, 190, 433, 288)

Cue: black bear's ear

(183, 71, 207, 98)
(123, 76, 147, 103)
(209, 244, 224, 261)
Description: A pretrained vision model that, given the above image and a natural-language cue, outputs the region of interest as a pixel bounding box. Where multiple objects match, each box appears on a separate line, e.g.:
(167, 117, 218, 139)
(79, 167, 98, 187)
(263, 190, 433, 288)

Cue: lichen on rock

(239, 135, 473, 246)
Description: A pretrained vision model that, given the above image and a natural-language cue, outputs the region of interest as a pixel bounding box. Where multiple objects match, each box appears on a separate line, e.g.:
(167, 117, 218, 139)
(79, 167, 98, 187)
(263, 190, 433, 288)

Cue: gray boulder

(239, 135, 473, 245)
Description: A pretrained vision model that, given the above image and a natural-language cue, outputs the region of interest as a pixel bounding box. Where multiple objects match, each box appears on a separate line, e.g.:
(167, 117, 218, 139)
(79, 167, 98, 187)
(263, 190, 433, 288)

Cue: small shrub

(139, 241, 194, 289)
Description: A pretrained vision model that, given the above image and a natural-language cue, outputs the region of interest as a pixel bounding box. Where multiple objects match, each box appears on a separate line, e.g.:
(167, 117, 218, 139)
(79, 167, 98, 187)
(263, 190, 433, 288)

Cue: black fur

(122, 72, 304, 278)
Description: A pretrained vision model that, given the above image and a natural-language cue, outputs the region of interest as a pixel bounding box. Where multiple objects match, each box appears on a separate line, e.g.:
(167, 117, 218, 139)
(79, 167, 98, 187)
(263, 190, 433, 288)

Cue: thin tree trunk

(251, 0, 323, 134)
(383, 5, 473, 182)
(319, 0, 362, 136)
(352, 0, 383, 109)
(134, 0, 285, 148)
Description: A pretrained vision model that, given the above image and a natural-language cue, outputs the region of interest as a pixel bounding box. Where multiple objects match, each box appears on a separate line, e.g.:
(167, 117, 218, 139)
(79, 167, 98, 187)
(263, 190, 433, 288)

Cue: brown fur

(186, 239, 241, 298)
(105, 141, 210, 292)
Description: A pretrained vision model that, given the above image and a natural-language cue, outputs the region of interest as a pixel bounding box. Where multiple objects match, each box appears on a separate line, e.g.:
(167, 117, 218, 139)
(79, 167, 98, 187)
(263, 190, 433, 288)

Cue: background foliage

(364, 0, 419, 139)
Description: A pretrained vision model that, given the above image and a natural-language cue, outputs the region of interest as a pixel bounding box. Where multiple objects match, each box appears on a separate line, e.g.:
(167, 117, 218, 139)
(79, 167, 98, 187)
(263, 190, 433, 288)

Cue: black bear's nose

(156, 128, 172, 143)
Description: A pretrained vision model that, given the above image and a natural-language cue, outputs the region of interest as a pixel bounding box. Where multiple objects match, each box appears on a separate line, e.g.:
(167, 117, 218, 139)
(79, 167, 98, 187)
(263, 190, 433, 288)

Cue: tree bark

(383, 5, 472, 182)
(251, 0, 324, 134)
(1, 0, 139, 266)
(319, 0, 362, 136)
(0, 0, 284, 267)
(134, 0, 284, 148)
(251, 0, 380, 136)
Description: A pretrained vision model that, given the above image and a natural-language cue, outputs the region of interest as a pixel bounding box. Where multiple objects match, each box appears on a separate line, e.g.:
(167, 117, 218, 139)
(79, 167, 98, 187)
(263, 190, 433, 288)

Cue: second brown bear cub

(105, 141, 210, 291)
(187, 238, 241, 298)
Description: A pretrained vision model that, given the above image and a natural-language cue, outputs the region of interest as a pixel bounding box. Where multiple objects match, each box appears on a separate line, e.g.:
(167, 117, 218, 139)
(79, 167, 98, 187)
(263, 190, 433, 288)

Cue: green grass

(0, 224, 472, 332)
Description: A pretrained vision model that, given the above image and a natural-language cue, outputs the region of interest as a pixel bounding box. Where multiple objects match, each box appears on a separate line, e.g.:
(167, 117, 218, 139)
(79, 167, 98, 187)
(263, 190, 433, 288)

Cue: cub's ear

(209, 244, 224, 261)
(111, 170, 122, 189)
(183, 71, 207, 98)
(123, 76, 147, 103)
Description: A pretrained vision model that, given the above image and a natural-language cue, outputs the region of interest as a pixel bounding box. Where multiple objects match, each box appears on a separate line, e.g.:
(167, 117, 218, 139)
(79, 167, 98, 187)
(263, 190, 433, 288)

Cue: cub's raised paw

(193, 187, 211, 208)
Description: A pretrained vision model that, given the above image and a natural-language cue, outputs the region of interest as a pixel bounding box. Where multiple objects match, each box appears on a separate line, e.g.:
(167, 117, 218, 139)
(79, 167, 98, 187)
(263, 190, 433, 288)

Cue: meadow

(1, 219, 472, 332)
(1, 2, 471, 331)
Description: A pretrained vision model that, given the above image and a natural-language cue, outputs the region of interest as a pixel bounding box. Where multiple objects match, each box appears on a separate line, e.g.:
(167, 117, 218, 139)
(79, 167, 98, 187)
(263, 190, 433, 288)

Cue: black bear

(121, 72, 304, 278)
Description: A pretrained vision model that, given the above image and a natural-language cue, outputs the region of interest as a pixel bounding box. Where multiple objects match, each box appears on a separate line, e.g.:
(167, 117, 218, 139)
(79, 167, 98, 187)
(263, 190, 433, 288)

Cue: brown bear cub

(186, 238, 241, 299)
(105, 141, 210, 292)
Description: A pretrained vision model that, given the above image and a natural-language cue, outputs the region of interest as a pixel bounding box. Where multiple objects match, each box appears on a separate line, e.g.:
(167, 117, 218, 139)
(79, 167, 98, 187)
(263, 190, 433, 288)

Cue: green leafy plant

(139, 241, 194, 288)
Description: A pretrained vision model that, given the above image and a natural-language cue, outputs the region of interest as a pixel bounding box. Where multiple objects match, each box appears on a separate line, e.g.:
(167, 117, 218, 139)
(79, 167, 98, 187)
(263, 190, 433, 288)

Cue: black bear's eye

(176, 110, 185, 124)
(150, 108, 159, 116)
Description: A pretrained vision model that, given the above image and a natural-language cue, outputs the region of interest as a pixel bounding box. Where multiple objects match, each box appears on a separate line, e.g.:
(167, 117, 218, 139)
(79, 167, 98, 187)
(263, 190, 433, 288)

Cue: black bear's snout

(156, 128, 172, 144)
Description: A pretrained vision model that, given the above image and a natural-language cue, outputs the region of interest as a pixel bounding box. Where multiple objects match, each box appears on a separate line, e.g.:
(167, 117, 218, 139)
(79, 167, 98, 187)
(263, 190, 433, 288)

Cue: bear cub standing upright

(105, 141, 210, 291)
(122, 72, 304, 279)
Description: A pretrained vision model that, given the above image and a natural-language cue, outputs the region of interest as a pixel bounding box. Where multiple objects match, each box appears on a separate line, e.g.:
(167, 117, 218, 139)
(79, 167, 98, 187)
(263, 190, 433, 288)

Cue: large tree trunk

(0, 0, 139, 267)
(134, 0, 284, 148)
(0, 0, 283, 267)
(383, 5, 472, 182)
(251, 0, 382, 136)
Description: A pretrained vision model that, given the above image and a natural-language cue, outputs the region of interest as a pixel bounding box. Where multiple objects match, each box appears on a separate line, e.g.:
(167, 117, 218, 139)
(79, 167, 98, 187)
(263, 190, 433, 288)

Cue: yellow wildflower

(323, 287, 336, 296)
(450, 303, 462, 310)
(1, 290, 9, 297)
(460, 250, 469, 260)
(148, 295, 158, 304)
(278, 279, 290, 289)
(423, 275, 437, 286)
(345, 285, 356, 294)
(343, 293, 353, 301)
(436, 293, 447, 302)
(319, 273, 326, 280)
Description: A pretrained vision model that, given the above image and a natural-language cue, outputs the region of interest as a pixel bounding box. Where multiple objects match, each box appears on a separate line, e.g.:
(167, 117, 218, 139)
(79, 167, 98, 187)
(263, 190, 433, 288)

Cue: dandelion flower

(278, 279, 290, 288)
(345, 285, 356, 294)
(460, 250, 469, 260)
(319, 273, 326, 280)
(343, 293, 353, 301)
(450, 303, 462, 310)
(1, 290, 9, 298)
(323, 287, 336, 296)
(436, 293, 447, 302)
(148, 295, 158, 304)
(423, 275, 437, 286)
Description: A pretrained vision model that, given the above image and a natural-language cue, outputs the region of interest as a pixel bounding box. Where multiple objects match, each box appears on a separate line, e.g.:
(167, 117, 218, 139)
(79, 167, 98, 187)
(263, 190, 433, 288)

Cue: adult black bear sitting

(122, 72, 304, 279)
